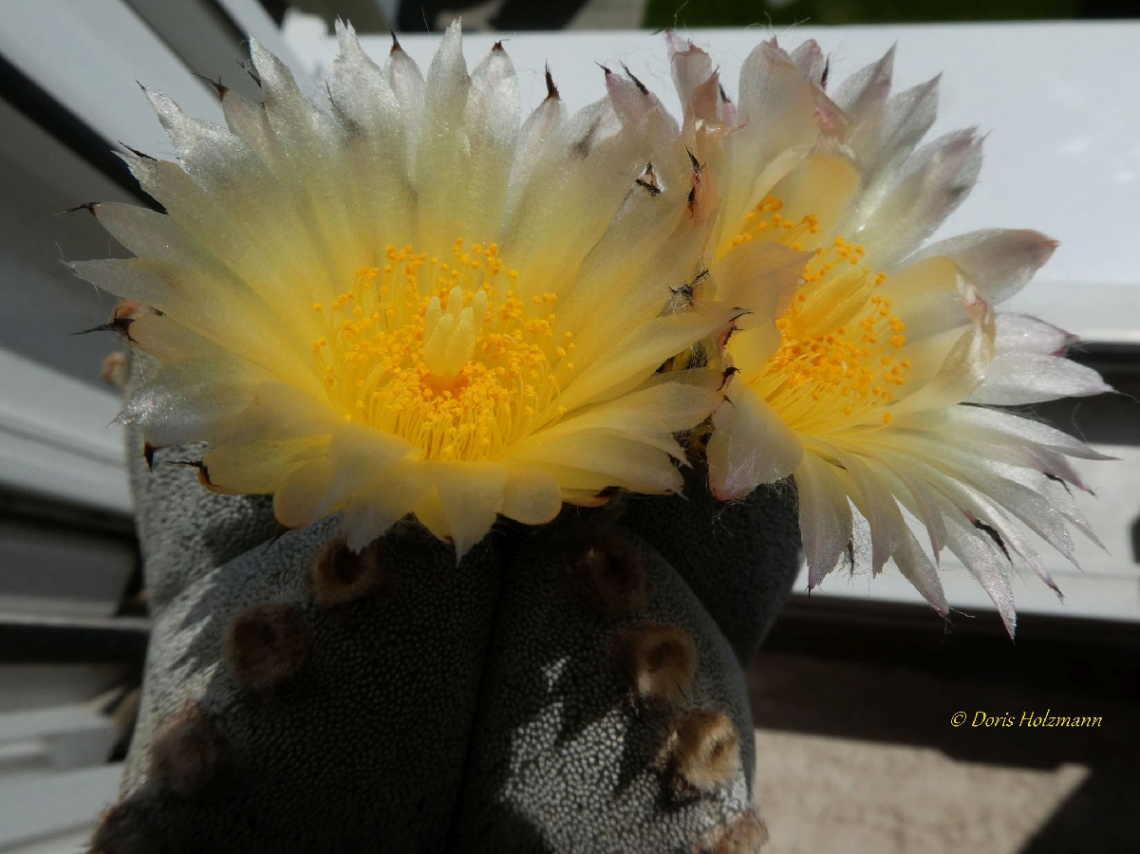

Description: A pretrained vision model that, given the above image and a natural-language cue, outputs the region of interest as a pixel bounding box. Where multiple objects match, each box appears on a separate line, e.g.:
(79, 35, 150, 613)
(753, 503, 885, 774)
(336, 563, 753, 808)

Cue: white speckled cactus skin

(96, 360, 801, 854)
(623, 466, 802, 667)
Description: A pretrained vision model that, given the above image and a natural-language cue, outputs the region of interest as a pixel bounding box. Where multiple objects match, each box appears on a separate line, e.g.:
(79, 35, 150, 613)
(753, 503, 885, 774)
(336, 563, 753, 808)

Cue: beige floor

(746, 653, 1139, 854)
(754, 730, 1088, 854)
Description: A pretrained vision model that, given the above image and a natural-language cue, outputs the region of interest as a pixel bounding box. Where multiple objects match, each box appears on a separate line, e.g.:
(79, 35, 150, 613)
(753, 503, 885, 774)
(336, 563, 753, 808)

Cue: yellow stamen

(309, 241, 569, 461)
(728, 200, 909, 433)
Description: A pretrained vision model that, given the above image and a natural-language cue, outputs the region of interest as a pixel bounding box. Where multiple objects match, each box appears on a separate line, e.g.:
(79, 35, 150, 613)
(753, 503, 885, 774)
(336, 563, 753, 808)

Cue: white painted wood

(0, 518, 136, 618)
(213, 0, 309, 71)
(2, 827, 92, 854)
(0, 666, 126, 714)
(0, 706, 118, 778)
(0, 0, 225, 162)
(0, 764, 122, 850)
(0, 350, 130, 515)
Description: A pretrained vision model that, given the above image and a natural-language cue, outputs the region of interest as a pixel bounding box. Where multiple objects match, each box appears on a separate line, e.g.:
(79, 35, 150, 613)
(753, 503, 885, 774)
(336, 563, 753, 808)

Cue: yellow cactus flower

(73, 24, 739, 556)
(668, 35, 1111, 635)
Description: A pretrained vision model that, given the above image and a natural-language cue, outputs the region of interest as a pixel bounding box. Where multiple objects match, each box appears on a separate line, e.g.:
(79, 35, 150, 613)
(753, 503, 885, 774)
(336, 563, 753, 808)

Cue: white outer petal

(846, 75, 940, 213)
(908, 229, 1057, 305)
(922, 486, 1018, 637)
(994, 314, 1076, 356)
(969, 354, 1111, 404)
(927, 406, 1112, 461)
(460, 45, 520, 237)
(854, 129, 984, 266)
(505, 93, 566, 222)
(414, 21, 470, 249)
(793, 451, 853, 588)
(833, 47, 895, 127)
(386, 41, 427, 173)
(707, 384, 804, 501)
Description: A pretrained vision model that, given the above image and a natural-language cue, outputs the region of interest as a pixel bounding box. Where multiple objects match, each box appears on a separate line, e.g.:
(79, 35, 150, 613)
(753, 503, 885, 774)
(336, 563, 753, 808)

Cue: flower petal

(202, 437, 328, 494)
(668, 34, 718, 121)
(923, 486, 1018, 637)
(849, 75, 940, 208)
(909, 229, 1057, 305)
(716, 40, 818, 245)
(500, 467, 563, 525)
(789, 41, 826, 88)
(969, 353, 1111, 404)
(268, 423, 416, 528)
(430, 461, 509, 558)
(503, 97, 635, 293)
(327, 22, 417, 249)
(833, 47, 895, 127)
(935, 406, 1112, 461)
(415, 21, 471, 250)
(121, 356, 273, 448)
(605, 64, 679, 158)
(340, 461, 434, 551)
(855, 129, 984, 265)
(711, 238, 809, 339)
(458, 43, 520, 237)
(559, 307, 737, 411)
(772, 146, 863, 232)
(708, 384, 803, 501)
(825, 443, 905, 575)
(505, 86, 566, 222)
(893, 296, 995, 414)
(510, 434, 683, 496)
(207, 383, 346, 445)
(893, 526, 950, 616)
(387, 38, 427, 169)
(793, 451, 853, 588)
(512, 370, 721, 456)
(556, 170, 714, 363)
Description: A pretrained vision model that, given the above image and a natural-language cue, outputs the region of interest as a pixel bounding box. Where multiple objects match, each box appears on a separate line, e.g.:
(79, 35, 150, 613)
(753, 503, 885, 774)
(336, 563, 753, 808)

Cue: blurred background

(1, 1, 1138, 852)
(265, 0, 1140, 32)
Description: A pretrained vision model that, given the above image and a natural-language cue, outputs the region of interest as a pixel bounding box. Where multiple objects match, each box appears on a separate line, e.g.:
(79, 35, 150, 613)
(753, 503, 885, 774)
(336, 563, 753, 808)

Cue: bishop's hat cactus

(77, 22, 1107, 853)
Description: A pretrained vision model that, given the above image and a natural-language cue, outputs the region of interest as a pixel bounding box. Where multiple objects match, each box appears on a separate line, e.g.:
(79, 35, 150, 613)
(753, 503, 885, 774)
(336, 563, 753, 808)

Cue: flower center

(730, 198, 909, 433)
(310, 240, 574, 461)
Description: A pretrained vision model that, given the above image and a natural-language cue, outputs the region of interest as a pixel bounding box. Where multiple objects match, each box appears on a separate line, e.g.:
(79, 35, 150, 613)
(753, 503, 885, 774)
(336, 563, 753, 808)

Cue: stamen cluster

(731, 198, 910, 432)
(310, 240, 574, 461)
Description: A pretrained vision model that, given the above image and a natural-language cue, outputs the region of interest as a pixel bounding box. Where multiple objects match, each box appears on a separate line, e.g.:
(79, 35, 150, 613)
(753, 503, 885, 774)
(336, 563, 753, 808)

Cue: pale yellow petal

(340, 461, 434, 551)
(203, 437, 329, 494)
(510, 371, 720, 458)
(771, 147, 862, 232)
(207, 383, 346, 445)
(707, 384, 803, 500)
(500, 466, 563, 525)
(430, 461, 508, 557)
(559, 308, 736, 411)
(511, 434, 683, 495)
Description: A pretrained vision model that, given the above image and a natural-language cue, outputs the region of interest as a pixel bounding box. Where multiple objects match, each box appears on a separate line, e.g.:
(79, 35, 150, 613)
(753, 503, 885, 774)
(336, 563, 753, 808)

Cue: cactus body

(96, 363, 800, 853)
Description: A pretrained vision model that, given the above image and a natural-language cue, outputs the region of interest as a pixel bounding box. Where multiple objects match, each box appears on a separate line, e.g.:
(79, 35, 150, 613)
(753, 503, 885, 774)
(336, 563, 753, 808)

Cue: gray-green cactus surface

(93, 359, 801, 853)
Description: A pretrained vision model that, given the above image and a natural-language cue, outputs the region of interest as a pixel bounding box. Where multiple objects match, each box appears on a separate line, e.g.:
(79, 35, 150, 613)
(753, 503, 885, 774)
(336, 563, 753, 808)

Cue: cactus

(90, 355, 800, 854)
(75, 16, 1114, 851)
